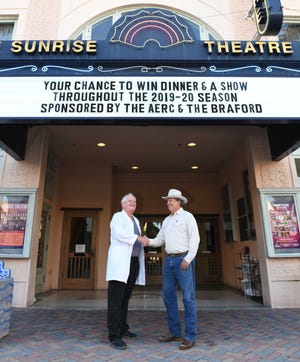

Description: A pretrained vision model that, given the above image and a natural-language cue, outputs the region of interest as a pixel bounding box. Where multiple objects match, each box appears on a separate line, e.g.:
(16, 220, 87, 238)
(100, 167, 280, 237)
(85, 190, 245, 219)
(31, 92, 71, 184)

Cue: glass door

(139, 214, 221, 286)
(195, 216, 221, 285)
(139, 215, 165, 285)
(61, 211, 96, 289)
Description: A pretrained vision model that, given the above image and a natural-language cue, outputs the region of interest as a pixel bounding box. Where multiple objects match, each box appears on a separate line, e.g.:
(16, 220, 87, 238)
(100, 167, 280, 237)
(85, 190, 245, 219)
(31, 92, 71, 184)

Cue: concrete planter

(0, 260, 13, 339)
(0, 278, 13, 339)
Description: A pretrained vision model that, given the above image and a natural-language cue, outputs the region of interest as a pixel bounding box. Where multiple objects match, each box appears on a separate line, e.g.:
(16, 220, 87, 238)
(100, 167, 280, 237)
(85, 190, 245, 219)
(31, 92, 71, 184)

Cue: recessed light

(187, 142, 197, 147)
(191, 165, 199, 170)
(97, 142, 106, 147)
(131, 165, 139, 170)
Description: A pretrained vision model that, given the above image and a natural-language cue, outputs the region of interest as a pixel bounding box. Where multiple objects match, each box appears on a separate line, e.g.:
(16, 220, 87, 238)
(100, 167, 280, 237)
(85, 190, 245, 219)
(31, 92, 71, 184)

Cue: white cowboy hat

(162, 189, 188, 204)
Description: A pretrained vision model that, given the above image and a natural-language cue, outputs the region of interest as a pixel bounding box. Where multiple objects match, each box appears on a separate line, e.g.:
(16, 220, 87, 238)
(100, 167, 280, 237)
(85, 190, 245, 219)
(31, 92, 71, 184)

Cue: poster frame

(0, 188, 37, 258)
(260, 188, 300, 257)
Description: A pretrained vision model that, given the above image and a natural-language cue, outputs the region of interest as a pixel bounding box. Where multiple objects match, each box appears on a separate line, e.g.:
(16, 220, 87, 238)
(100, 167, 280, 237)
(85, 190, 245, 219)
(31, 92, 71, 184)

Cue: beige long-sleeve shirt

(148, 207, 200, 264)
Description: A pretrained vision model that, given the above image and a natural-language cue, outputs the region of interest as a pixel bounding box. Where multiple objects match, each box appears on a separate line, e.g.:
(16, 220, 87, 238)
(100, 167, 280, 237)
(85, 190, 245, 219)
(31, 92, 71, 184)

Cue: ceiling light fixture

(131, 165, 139, 170)
(187, 142, 197, 147)
(97, 142, 106, 147)
(191, 165, 199, 170)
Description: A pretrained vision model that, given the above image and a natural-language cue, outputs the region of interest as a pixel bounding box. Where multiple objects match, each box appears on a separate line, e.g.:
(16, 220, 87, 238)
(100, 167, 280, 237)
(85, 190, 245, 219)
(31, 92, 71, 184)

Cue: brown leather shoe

(158, 334, 182, 343)
(179, 339, 195, 350)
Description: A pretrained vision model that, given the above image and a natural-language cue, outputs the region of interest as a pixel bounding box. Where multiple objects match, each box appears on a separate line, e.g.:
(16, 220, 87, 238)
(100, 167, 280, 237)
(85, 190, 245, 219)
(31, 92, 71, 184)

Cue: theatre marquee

(0, 75, 299, 121)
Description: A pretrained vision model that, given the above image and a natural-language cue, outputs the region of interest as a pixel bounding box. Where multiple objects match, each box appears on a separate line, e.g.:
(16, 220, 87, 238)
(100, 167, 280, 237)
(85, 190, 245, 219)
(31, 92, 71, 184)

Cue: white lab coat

(106, 209, 145, 285)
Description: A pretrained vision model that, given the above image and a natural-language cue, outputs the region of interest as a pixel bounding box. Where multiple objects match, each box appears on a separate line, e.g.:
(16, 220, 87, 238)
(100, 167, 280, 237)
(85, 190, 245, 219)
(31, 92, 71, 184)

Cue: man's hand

(138, 235, 149, 246)
(180, 259, 189, 270)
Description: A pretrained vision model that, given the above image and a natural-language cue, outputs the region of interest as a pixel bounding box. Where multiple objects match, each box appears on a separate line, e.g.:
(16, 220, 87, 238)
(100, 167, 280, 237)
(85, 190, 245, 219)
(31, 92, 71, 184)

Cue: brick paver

(0, 308, 300, 361)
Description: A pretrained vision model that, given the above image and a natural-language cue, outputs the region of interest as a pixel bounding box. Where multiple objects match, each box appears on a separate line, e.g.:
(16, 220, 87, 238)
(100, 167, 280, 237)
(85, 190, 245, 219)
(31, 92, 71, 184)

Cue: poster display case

(0, 188, 37, 258)
(260, 189, 300, 257)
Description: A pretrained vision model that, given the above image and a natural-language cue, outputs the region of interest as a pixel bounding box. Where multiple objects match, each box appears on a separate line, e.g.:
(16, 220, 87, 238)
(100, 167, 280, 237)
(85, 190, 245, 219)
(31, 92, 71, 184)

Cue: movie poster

(0, 194, 29, 251)
(267, 195, 300, 250)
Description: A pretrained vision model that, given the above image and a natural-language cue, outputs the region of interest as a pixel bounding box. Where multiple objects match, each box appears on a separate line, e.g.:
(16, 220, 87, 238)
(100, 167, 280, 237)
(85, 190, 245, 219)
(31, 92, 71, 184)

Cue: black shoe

(109, 338, 127, 350)
(122, 331, 137, 340)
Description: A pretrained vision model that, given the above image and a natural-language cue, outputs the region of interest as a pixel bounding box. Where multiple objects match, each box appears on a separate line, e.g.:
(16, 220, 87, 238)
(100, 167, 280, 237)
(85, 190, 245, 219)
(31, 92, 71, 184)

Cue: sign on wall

(260, 189, 300, 257)
(0, 76, 299, 120)
(0, 188, 37, 258)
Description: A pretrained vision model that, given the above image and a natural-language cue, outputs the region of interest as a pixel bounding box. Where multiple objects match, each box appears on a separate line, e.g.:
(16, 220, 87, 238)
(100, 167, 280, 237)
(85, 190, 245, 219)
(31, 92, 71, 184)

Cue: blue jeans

(162, 254, 197, 341)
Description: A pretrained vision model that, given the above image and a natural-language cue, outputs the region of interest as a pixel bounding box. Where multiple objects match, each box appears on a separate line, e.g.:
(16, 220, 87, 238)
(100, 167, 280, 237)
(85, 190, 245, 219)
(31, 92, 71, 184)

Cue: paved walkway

(1, 308, 300, 361)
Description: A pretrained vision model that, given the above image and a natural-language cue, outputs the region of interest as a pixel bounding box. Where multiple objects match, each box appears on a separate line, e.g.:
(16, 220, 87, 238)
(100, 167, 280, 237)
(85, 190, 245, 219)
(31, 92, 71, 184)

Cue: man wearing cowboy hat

(142, 188, 200, 350)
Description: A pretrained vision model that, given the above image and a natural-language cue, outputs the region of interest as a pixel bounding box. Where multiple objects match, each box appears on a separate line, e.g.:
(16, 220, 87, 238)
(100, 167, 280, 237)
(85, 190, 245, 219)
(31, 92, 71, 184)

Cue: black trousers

(107, 256, 140, 341)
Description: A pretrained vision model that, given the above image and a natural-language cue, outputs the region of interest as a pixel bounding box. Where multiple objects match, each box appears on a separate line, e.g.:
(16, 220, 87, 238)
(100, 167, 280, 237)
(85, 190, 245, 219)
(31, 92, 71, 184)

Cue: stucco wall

(0, 127, 49, 307)
(2, 1, 296, 40)
(217, 135, 260, 291)
(4, 0, 259, 40)
(246, 128, 300, 308)
(112, 172, 219, 215)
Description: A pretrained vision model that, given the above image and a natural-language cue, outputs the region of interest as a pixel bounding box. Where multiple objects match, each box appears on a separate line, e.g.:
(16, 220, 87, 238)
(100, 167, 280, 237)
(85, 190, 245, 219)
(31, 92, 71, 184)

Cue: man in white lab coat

(106, 193, 146, 350)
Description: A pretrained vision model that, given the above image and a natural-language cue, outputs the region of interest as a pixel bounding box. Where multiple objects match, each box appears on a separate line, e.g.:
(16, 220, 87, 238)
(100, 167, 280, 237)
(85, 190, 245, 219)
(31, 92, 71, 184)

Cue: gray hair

(121, 193, 135, 205)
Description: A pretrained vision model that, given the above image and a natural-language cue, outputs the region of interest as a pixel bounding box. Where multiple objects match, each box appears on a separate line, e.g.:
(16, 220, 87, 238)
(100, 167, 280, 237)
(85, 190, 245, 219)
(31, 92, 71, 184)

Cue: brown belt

(166, 251, 188, 258)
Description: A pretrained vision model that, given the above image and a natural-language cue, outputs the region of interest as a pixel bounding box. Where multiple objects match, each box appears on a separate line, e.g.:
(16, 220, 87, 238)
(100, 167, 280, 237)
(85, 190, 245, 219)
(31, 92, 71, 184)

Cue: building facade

(0, 0, 300, 308)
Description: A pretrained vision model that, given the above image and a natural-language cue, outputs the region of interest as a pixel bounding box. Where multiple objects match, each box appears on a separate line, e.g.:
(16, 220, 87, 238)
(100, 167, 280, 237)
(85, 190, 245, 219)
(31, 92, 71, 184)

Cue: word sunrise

(11, 40, 97, 54)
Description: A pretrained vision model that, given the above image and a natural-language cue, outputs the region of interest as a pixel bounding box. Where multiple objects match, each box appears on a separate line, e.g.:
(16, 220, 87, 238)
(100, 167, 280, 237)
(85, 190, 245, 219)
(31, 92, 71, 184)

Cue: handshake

(137, 235, 150, 246)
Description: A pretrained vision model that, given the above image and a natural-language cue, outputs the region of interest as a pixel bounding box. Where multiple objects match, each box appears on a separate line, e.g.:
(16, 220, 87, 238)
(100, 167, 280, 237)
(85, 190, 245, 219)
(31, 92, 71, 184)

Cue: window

(0, 149, 4, 172)
(44, 152, 57, 201)
(278, 23, 300, 41)
(0, 21, 15, 40)
(221, 182, 237, 242)
(290, 148, 300, 187)
(0, 21, 15, 171)
(242, 170, 256, 240)
(291, 157, 300, 185)
(295, 159, 300, 178)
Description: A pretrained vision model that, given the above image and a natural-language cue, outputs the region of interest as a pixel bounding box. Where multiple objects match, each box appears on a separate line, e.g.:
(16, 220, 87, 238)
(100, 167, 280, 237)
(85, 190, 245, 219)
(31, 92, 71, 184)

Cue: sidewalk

(1, 308, 300, 361)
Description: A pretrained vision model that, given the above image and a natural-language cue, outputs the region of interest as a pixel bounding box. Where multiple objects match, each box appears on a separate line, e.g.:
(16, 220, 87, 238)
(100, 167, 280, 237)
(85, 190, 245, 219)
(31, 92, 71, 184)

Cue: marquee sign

(1, 37, 300, 124)
(0, 6, 299, 125)
(253, 0, 283, 35)
(0, 76, 299, 121)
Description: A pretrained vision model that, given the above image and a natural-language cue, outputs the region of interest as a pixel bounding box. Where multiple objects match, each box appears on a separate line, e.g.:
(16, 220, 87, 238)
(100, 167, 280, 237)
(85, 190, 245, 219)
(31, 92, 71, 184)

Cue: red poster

(0, 195, 28, 248)
(268, 196, 300, 249)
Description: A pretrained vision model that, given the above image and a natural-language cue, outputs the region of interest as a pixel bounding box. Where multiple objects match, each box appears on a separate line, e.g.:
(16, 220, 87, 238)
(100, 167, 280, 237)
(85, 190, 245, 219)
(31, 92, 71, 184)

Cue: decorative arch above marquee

(108, 8, 194, 48)
(75, 7, 217, 41)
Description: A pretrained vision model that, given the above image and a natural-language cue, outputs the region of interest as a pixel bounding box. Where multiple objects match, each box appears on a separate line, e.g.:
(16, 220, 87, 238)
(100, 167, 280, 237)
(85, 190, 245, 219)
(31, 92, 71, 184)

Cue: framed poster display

(260, 189, 300, 257)
(0, 188, 37, 258)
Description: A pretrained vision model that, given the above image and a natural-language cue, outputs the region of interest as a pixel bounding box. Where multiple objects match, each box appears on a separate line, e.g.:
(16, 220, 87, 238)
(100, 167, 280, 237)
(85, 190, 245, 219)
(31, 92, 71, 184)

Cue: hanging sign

(253, 0, 283, 35)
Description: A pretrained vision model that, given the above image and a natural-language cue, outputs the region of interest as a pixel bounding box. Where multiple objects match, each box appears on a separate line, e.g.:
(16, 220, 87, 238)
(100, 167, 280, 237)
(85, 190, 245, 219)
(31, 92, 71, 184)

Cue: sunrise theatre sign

(0, 8, 300, 125)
